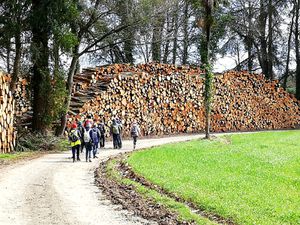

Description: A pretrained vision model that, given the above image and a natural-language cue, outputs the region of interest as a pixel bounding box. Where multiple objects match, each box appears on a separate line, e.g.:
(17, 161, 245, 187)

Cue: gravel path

(0, 134, 205, 225)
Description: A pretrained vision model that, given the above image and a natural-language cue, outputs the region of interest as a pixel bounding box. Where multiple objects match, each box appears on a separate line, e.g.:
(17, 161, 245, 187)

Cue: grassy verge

(0, 137, 69, 166)
(127, 131, 300, 225)
(106, 159, 217, 225)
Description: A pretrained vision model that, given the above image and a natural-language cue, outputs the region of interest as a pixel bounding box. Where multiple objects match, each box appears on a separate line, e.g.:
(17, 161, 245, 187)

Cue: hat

(85, 122, 91, 128)
(71, 123, 77, 129)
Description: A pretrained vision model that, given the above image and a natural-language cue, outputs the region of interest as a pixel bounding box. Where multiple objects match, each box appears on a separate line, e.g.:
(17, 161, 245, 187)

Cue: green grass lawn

(127, 131, 300, 225)
(0, 151, 38, 162)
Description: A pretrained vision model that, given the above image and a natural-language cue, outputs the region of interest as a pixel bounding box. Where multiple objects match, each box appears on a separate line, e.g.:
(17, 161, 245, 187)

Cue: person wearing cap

(130, 120, 141, 149)
(68, 123, 81, 162)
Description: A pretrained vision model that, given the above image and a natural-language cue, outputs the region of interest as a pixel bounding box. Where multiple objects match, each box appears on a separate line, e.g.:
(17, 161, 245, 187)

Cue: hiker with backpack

(91, 123, 101, 158)
(98, 120, 106, 148)
(68, 123, 81, 162)
(83, 123, 93, 162)
(110, 118, 122, 149)
(131, 120, 141, 149)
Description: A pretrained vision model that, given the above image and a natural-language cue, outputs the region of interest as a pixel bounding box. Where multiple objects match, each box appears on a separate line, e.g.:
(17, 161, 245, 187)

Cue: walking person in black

(77, 121, 85, 153)
(130, 120, 141, 149)
(110, 118, 122, 149)
(116, 117, 123, 148)
(98, 120, 106, 148)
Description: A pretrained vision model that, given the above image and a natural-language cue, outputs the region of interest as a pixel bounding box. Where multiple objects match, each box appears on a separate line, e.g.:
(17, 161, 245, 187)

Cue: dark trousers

(71, 145, 80, 162)
(92, 142, 99, 157)
(85, 142, 92, 161)
(80, 141, 85, 153)
(133, 136, 138, 148)
(113, 134, 122, 149)
(100, 134, 105, 148)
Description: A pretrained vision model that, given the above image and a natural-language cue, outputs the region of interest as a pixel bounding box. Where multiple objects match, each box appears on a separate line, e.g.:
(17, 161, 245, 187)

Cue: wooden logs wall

(68, 63, 300, 137)
(0, 72, 16, 153)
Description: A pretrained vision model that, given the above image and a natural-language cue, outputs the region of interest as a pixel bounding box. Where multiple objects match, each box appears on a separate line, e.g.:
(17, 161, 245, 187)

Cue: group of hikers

(67, 115, 141, 162)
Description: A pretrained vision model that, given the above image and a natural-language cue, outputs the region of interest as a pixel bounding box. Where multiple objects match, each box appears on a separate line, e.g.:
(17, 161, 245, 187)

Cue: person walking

(68, 123, 81, 162)
(77, 121, 85, 153)
(130, 120, 141, 149)
(83, 123, 93, 162)
(91, 123, 100, 158)
(116, 117, 123, 148)
(110, 118, 121, 149)
(98, 120, 106, 148)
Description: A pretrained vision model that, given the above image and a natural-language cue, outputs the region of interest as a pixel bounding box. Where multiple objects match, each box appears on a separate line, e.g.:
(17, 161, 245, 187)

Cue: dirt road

(0, 134, 205, 225)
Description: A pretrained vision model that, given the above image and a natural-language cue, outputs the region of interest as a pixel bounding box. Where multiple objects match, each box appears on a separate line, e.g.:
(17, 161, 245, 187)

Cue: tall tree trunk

(172, 1, 179, 64)
(246, 0, 253, 72)
(163, 14, 171, 64)
(6, 40, 11, 74)
(31, 0, 51, 134)
(283, 4, 296, 90)
(56, 45, 79, 136)
(11, 32, 22, 92)
(259, 0, 269, 78)
(295, 0, 300, 99)
(151, 14, 165, 62)
(267, 0, 274, 80)
(182, 1, 189, 64)
(201, 0, 214, 140)
(124, 37, 134, 63)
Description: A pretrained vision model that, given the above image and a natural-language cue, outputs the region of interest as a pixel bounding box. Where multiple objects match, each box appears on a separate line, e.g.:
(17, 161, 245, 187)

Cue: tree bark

(172, 1, 179, 64)
(182, 1, 189, 64)
(295, 0, 300, 99)
(31, 0, 51, 134)
(258, 0, 269, 78)
(283, 4, 296, 89)
(246, 1, 254, 72)
(151, 13, 165, 62)
(6, 40, 11, 74)
(163, 14, 171, 64)
(267, 0, 274, 80)
(56, 45, 79, 136)
(11, 32, 22, 92)
(201, 0, 213, 140)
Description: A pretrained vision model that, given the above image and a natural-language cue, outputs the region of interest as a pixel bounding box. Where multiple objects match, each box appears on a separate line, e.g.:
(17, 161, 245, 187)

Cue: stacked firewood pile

(68, 63, 300, 137)
(14, 77, 31, 117)
(0, 72, 16, 153)
(212, 71, 300, 131)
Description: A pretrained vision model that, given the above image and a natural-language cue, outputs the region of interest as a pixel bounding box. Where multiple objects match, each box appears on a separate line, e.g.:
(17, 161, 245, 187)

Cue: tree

(200, 0, 215, 139)
(56, 0, 132, 136)
(30, 0, 52, 133)
(295, 0, 300, 99)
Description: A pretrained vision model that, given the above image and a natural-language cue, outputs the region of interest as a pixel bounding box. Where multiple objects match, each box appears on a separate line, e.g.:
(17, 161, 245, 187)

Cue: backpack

(69, 130, 79, 142)
(91, 128, 99, 143)
(78, 126, 85, 139)
(131, 125, 138, 137)
(83, 129, 91, 143)
(98, 124, 105, 134)
(112, 124, 119, 134)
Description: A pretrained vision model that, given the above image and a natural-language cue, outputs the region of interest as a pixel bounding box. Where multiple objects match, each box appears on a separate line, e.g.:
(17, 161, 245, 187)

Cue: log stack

(68, 63, 300, 137)
(14, 77, 31, 117)
(0, 72, 16, 153)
